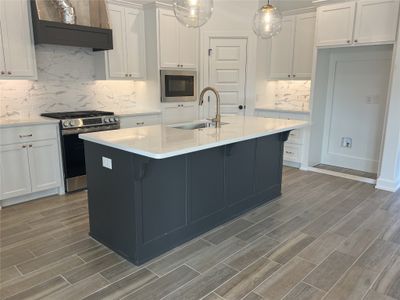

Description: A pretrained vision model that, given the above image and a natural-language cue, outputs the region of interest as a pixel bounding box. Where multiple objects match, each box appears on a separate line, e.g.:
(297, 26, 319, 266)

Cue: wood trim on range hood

(30, 0, 113, 51)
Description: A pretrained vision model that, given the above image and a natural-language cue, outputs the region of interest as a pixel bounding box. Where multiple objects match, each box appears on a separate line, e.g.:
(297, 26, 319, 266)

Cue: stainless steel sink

(170, 121, 228, 130)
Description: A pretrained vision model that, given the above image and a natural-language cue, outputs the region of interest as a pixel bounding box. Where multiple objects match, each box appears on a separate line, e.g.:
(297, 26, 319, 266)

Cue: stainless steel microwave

(161, 70, 197, 102)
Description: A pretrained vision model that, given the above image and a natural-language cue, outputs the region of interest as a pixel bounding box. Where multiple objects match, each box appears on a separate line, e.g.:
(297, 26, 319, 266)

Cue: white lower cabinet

(119, 113, 161, 128)
(0, 124, 62, 204)
(254, 109, 308, 167)
(162, 103, 198, 124)
(0, 143, 32, 199)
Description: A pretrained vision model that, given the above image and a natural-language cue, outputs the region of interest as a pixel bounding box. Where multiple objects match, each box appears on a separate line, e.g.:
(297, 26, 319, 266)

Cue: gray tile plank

(372, 254, 400, 299)
(147, 239, 210, 276)
(298, 232, 345, 264)
(282, 282, 325, 300)
(224, 236, 279, 271)
(163, 264, 237, 300)
(364, 289, 397, 300)
(236, 217, 284, 243)
(324, 265, 378, 300)
(303, 250, 355, 291)
(5, 276, 69, 300)
(215, 256, 280, 300)
(203, 218, 254, 245)
(121, 265, 199, 300)
(356, 239, 399, 273)
(16, 238, 98, 274)
(0, 266, 21, 284)
(77, 245, 111, 262)
(186, 237, 247, 273)
(0, 256, 84, 299)
(242, 292, 263, 300)
(267, 232, 315, 264)
(254, 257, 315, 300)
(41, 274, 108, 300)
(83, 268, 158, 300)
(100, 260, 140, 283)
(62, 252, 123, 284)
(202, 292, 225, 300)
(337, 227, 380, 258)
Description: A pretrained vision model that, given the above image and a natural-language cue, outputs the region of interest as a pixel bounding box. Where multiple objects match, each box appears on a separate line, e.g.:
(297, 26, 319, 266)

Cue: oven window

(62, 134, 86, 178)
(165, 75, 194, 97)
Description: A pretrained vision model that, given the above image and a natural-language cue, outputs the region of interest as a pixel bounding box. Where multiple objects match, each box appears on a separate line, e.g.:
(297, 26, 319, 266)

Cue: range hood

(30, 0, 113, 51)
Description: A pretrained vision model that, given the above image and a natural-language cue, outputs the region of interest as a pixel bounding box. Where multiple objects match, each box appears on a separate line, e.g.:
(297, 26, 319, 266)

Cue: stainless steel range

(41, 111, 120, 192)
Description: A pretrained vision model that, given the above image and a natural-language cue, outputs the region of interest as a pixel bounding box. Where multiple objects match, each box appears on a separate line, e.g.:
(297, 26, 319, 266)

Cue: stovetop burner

(41, 110, 114, 119)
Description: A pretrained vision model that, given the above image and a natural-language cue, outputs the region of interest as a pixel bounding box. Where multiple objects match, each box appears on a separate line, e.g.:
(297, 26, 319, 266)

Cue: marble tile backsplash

(0, 45, 150, 119)
(264, 80, 311, 111)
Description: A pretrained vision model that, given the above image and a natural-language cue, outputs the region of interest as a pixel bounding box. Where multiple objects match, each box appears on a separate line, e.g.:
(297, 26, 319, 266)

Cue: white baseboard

(0, 188, 61, 209)
(376, 177, 400, 192)
(308, 167, 377, 185)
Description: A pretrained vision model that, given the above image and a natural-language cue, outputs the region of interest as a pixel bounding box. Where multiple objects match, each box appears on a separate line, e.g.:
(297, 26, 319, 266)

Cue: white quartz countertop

(79, 116, 308, 159)
(0, 116, 60, 128)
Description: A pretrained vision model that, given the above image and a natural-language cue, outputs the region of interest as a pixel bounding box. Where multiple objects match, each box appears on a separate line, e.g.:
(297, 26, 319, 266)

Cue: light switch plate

(102, 157, 112, 169)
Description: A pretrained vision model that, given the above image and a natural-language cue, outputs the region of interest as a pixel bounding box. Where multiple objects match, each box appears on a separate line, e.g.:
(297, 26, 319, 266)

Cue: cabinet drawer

(119, 114, 161, 128)
(284, 144, 301, 162)
(287, 129, 304, 145)
(0, 125, 58, 146)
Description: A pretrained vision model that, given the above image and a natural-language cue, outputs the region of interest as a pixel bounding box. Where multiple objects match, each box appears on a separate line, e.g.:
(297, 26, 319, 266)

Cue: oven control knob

(63, 121, 70, 128)
(104, 118, 110, 123)
(110, 117, 115, 122)
(69, 120, 75, 127)
(114, 117, 119, 122)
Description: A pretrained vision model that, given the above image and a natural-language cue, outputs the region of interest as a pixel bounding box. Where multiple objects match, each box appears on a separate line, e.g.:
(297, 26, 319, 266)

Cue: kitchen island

(80, 116, 308, 265)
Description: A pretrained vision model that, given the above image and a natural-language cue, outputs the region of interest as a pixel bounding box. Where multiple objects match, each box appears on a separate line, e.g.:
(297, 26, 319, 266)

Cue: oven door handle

(61, 125, 120, 136)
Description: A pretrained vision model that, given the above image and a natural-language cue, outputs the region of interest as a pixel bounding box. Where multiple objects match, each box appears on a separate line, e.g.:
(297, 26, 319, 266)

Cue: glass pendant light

(173, 0, 214, 28)
(253, 0, 282, 39)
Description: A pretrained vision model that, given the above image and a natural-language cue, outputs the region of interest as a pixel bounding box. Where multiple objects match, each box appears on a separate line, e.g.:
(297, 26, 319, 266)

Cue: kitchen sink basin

(170, 121, 228, 130)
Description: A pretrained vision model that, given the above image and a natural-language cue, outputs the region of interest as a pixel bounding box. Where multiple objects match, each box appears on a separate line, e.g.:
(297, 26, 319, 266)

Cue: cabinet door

(28, 140, 61, 193)
(125, 7, 146, 79)
(292, 12, 316, 79)
(162, 103, 197, 124)
(107, 4, 127, 78)
(159, 9, 180, 68)
(180, 103, 197, 122)
(0, 22, 6, 78)
(162, 104, 181, 124)
(316, 2, 356, 46)
(354, 0, 400, 45)
(270, 16, 295, 79)
(0, 144, 31, 200)
(0, 0, 36, 78)
(179, 26, 198, 69)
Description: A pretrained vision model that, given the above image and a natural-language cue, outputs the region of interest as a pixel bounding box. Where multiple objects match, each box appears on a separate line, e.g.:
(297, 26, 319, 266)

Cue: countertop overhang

(79, 116, 308, 159)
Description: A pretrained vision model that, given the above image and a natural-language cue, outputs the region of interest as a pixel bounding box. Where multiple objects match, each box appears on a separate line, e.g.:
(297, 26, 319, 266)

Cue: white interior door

(205, 37, 247, 117)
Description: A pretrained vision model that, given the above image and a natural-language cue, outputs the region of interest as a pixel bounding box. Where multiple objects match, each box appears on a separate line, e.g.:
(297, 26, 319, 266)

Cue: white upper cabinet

(316, 2, 356, 47)
(96, 3, 146, 80)
(270, 16, 295, 79)
(292, 12, 317, 79)
(270, 12, 316, 80)
(0, 0, 37, 79)
(316, 0, 399, 47)
(159, 9, 198, 69)
(354, 0, 400, 45)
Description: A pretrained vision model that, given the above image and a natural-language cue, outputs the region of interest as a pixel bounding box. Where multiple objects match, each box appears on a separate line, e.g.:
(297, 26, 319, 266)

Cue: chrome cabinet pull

(22, 145, 27, 148)
(136, 122, 145, 126)
(7, 71, 11, 75)
(1, 71, 5, 75)
(19, 134, 33, 138)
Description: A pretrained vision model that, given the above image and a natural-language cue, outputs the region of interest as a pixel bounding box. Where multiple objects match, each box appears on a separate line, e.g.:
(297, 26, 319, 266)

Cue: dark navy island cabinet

(84, 131, 289, 265)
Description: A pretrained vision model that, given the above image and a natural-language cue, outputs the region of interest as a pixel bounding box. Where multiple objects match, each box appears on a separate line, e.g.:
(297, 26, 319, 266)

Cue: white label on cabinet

(102, 157, 112, 170)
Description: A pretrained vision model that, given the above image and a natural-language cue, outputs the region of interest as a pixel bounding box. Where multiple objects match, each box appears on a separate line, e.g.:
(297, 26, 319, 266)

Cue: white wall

(377, 21, 400, 192)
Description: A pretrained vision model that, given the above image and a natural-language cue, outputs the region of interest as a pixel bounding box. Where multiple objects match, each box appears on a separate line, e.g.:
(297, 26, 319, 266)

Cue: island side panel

(84, 141, 137, 261)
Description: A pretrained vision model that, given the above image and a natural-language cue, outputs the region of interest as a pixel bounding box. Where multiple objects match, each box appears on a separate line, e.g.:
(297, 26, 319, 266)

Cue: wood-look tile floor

(1, 167, 399, 300)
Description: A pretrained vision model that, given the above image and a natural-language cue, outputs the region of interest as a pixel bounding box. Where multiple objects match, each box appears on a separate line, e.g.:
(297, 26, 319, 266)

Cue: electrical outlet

(341, 137, 352, 148)
(102, 157, 112, 169)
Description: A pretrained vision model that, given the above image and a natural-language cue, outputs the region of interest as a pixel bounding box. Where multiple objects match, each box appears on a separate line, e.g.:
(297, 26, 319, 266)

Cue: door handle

(238, 105, 244, 110)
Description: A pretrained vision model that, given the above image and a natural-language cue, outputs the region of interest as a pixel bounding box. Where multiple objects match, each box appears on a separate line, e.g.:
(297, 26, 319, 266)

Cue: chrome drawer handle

(285, 151, 294, 155)
(136, 122, 145, 126)
(19, 134, 33, 138)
